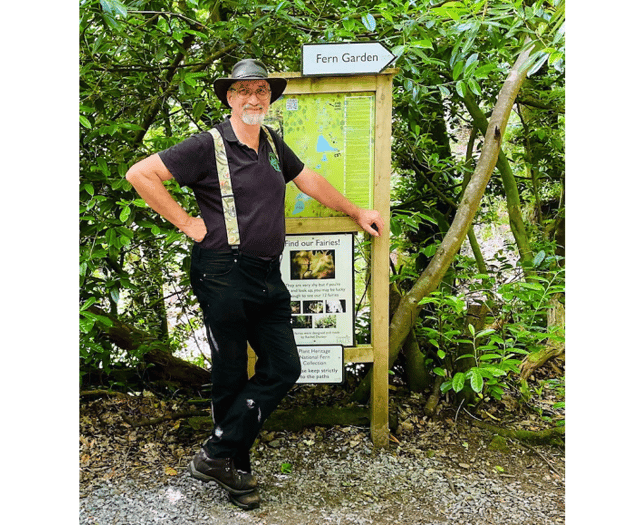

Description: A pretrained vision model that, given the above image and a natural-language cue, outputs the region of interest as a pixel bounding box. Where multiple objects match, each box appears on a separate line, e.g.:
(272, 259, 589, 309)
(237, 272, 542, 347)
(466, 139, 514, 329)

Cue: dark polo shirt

(159, 118, 304, 258)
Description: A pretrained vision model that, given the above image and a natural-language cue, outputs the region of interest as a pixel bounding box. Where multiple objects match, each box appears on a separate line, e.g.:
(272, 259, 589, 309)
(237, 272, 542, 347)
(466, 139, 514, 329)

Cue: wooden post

(369, 72, 393, 447)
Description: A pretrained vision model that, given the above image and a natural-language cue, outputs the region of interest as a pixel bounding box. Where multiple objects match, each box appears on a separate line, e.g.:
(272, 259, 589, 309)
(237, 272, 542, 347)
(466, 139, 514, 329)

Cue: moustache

(243, 103, 264, 110)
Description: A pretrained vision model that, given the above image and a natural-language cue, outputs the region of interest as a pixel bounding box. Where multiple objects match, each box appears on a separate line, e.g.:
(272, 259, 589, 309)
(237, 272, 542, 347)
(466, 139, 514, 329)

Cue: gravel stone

(80, 437, 564, 524)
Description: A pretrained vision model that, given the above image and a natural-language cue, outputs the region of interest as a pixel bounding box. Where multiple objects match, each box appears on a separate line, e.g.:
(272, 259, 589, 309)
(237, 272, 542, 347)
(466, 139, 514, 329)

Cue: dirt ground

(80, 370, 565, 523)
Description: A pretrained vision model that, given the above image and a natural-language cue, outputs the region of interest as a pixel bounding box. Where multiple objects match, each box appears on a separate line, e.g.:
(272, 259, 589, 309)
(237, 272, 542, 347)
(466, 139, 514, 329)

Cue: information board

(247, 70, 395, 447)
(265, 92, 375, 217)
(280, 233, 354, 346)
(296, 345, 344, 384)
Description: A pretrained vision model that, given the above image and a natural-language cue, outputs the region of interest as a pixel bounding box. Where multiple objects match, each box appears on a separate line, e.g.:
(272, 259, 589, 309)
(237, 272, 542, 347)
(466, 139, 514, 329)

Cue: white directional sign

(302, 42, 396, 76)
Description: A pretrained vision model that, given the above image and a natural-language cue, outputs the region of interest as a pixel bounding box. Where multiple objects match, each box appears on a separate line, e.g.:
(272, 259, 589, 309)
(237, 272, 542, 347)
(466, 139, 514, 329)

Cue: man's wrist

(175, 214, 194, 233)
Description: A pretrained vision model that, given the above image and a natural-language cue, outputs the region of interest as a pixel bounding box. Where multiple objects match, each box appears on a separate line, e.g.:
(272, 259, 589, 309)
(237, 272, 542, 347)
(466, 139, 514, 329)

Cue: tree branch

(353, 41, 535, 403)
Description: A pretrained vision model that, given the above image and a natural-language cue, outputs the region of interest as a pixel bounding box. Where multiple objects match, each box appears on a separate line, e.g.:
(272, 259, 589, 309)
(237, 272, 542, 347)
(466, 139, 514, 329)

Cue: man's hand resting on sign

(353, 208, 384, 237)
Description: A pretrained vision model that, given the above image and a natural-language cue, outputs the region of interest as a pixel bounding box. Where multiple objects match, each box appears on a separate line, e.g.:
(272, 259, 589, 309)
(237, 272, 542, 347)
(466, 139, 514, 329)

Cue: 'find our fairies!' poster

(280, 233, 355, 348)
(265, 92, 375, 217)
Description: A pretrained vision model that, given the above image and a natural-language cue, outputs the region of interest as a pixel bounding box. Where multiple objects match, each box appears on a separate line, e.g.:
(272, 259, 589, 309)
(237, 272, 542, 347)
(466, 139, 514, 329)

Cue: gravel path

(80, 435, 564, 524)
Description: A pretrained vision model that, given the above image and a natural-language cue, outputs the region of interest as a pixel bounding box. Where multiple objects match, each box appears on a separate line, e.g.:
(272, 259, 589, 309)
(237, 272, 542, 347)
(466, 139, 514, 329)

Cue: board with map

(264, 92, 375, 218)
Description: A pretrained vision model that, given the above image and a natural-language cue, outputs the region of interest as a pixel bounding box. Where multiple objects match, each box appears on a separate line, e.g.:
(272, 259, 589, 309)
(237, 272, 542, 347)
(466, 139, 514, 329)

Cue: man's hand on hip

(180, 216, 208, 242)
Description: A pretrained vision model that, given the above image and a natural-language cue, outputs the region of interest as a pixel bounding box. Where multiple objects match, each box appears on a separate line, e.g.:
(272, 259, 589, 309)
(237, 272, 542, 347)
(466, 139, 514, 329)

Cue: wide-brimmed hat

(213, 59, 287, 108)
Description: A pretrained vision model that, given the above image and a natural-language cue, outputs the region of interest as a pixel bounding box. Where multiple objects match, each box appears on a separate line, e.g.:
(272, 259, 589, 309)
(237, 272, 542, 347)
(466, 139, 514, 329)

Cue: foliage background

(3, 1, 640, 523)
(79, 0, 566, 405)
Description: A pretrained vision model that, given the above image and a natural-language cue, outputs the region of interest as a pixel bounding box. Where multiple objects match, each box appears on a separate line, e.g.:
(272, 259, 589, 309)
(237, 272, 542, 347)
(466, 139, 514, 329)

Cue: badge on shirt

(269, 152, 281, 173)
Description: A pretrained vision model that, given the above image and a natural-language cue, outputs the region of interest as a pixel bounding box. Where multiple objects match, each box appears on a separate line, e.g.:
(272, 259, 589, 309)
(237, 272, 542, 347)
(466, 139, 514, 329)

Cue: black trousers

(190, 245, 301, 470)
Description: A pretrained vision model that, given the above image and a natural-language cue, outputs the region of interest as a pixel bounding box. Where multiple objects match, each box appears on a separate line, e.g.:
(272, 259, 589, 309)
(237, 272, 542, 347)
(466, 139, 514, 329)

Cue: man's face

(227, 80, 271, 125)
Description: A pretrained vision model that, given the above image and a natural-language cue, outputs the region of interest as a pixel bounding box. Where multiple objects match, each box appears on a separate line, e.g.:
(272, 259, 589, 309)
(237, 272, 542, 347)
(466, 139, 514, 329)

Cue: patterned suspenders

(208, 125, 281, 250)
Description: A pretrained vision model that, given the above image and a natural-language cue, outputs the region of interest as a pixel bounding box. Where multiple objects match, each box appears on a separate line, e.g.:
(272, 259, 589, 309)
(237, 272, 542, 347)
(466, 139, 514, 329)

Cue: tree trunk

(404, 327, 430, 393)
(85, 306, 210, 387)
(472, 419, 565, 445)
(462, 92, 533, 265)
(186, 406, 398, 434)
(520, 294, 565, 379)
(352, 42, 535, 404)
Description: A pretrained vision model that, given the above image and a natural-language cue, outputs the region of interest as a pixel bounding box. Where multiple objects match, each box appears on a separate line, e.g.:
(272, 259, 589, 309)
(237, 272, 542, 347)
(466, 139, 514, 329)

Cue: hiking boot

(188, 449, 257, 495)
(229, 488, 261, 510)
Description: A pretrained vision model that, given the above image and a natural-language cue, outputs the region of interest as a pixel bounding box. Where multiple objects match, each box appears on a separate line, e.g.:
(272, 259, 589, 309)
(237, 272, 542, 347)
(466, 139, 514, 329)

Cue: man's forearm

(298, 170, 360, 218)
(126, 154, 206, 241)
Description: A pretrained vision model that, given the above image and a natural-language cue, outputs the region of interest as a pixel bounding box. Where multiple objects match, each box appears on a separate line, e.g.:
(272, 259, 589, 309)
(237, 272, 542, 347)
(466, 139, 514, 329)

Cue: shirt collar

(220, 117, 238, 143)
(220, 117, 267, 144)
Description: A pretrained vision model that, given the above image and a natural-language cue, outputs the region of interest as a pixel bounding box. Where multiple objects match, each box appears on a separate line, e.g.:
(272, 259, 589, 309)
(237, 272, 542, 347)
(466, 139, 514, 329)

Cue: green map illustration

(265, 92, 375, 218)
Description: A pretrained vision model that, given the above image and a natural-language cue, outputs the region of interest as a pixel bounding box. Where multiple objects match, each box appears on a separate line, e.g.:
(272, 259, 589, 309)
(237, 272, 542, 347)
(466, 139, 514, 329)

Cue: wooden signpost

(248, 63, 396, 448)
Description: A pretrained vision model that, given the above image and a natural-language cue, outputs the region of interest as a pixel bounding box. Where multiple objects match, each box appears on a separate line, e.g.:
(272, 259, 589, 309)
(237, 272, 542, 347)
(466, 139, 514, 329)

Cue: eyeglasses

(229, 86, 271, 100)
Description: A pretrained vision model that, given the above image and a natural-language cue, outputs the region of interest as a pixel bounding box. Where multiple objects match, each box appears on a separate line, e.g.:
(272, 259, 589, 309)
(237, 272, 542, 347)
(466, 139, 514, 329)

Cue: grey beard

(241, 112, 265, 126)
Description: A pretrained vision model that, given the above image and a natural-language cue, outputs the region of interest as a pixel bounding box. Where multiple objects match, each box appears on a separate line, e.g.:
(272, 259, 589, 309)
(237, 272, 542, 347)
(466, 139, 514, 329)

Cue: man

(126, 59, 384, 510)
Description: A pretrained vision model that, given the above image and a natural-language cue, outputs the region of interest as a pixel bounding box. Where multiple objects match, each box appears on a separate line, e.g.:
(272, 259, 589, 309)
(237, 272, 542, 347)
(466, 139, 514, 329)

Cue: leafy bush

(416, 250, 564, 402)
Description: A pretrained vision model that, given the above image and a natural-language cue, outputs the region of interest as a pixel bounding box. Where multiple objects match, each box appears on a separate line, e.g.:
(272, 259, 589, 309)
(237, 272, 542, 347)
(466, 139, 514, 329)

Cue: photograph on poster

(281, 234, 354, 346)
(290, 250, 336, 280)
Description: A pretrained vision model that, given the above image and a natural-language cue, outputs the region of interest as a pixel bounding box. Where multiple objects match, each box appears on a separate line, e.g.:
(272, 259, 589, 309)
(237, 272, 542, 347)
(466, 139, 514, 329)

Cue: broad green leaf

(421, 244, 437, 257)
(193, 100, 206, 121)
(362, 14, 376, 31)
(80, 115, 92, 129)
(464, 53, 478, 72)
(469, 369, 484, 393)
(519, 282, 544, 291)
(80, 297, 97, 311)
(438, 84, 451, 97)
(533, 250, 546, 267)
(412, 39, 433, 49)
(481, 366, 507, 377)
(452, 372, 466, 393)
(80, 310, 113, 328)
(453, 61, 464, 80)
(433, 367, 446, 377)
(440, 380, 453, 393)
(468, 78, 481, 96)
(455, 80, 466, 97)
(479, 354, 502, 361)
(474, 63, 496, 78)
(119, 206, 131, 223)
(391, 45, 406, 58)
(100, 0, 113, 14)
(79, 317, 95, 334)
(527, 53, 549, 77)
(97, 158, 110, 177)
(111, 0, 128, 17)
